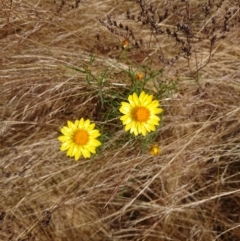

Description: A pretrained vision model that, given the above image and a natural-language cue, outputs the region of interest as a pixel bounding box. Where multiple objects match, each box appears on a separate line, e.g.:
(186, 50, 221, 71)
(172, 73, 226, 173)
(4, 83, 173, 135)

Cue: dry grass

(1, 0, 240, 240)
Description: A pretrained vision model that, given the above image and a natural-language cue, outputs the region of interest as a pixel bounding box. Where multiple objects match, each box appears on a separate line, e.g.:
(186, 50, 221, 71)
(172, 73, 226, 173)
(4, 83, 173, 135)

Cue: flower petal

(61, 126, 72, 136)
(132, 92, 139, 105)
(119, 105, 131, 115)
(82, 148, 91, 158)
(58, 135, 71, 142)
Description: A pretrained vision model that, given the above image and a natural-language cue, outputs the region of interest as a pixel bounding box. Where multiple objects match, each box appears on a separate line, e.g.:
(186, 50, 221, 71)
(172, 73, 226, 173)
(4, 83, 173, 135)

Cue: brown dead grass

(1, 0, 240, 241)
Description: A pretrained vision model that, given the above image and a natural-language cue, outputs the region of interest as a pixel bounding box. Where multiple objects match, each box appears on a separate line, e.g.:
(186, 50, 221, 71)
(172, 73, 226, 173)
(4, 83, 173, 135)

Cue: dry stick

(178, 189, 240, 210)
(191, 6, 222, 86)
(214, 224, 240, 241)
(188, 34, 217, 90)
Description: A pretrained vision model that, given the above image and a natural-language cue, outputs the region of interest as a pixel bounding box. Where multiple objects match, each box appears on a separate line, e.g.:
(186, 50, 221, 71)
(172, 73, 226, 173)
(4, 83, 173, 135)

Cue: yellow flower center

(73, 130, 89, 146)
(133, 107, 150, 122)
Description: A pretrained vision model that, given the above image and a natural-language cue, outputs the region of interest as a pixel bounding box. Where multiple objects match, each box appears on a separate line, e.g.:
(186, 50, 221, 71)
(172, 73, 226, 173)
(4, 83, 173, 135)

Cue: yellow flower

(119, 91, 163, 136)
(58, 118, 101, 161)
(149, 144, 161, 156)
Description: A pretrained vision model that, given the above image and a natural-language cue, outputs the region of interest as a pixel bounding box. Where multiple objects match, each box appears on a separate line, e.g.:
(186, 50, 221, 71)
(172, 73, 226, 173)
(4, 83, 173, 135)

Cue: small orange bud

(122, 39, 129, 49)
(135, 72, 144, 81)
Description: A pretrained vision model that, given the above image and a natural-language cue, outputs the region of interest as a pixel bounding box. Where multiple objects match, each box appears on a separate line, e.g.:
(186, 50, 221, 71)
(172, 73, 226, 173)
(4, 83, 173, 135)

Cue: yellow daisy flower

(119, 91, 163, 136)
(58, 118, 101, 161)
(149, 144, 161, 156)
